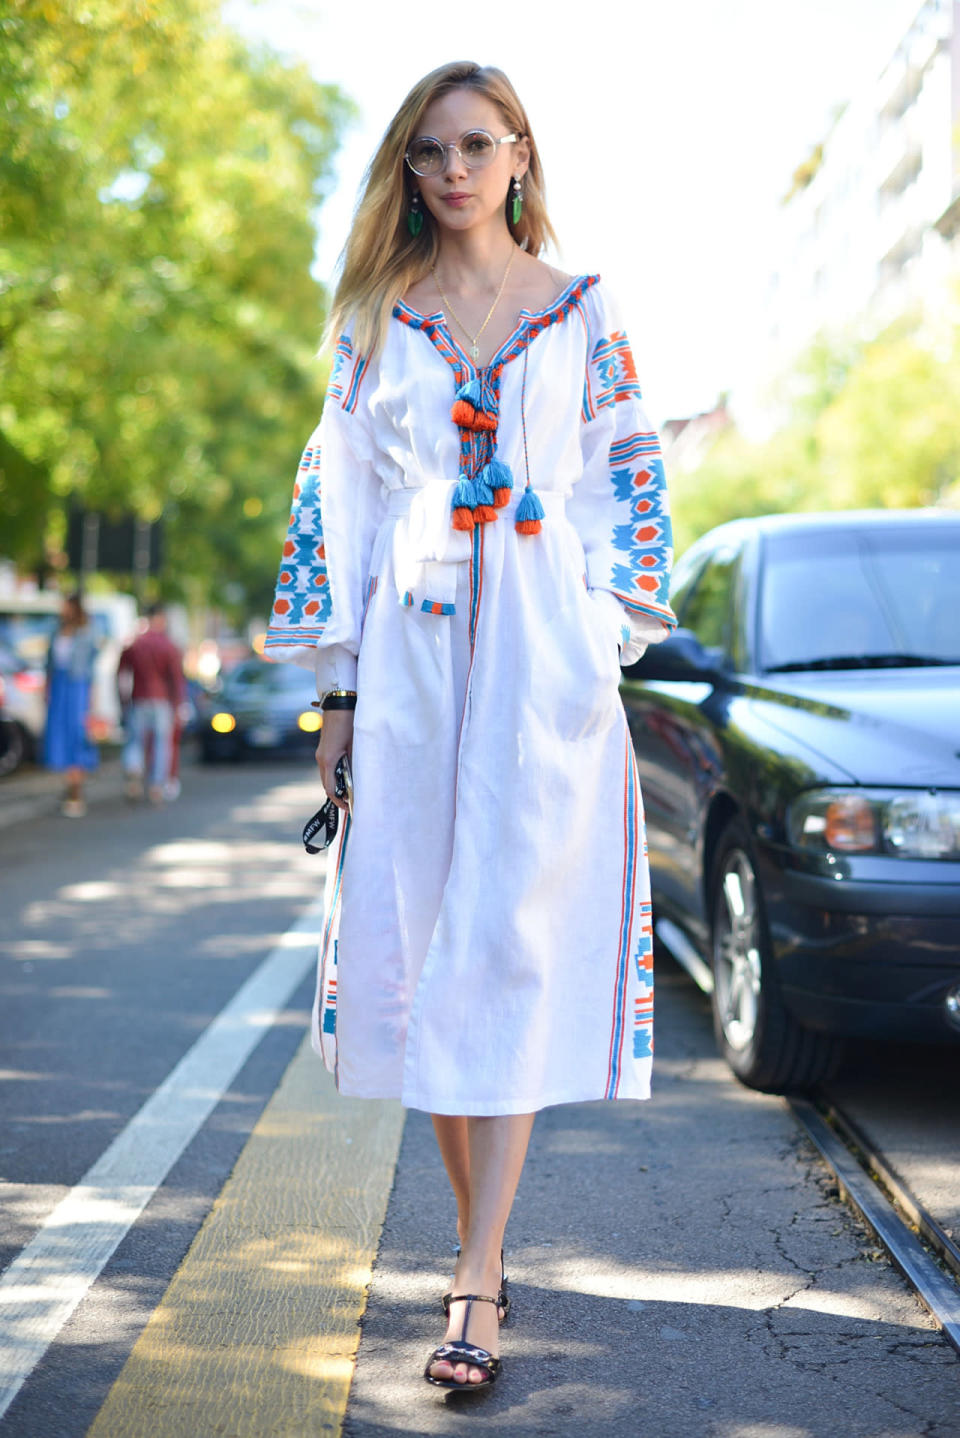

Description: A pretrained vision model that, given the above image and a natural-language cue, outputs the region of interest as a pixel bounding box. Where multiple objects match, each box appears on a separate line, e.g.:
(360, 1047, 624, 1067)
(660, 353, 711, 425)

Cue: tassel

(451, 474, 477, 531)
(456, 379, 483, 407)
(451, 380, 482, 429)
(515, 486, 545, 535)
(471, 467, 499, 524)
(473, 469, 495, 506)
(451, 400, 498, 431)
(451, 380, 498, 432)
(487, 457, 513, 507)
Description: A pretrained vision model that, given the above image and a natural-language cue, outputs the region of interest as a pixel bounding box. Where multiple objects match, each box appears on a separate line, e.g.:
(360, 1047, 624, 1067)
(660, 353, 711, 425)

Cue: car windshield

(222, 661, 312, 695)
(760, 525, 960, 672)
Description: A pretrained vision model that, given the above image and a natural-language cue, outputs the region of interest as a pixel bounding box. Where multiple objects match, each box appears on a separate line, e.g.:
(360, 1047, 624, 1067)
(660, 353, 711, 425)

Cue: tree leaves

(672, 316, 960, 554)
(1, 0, 352, 616)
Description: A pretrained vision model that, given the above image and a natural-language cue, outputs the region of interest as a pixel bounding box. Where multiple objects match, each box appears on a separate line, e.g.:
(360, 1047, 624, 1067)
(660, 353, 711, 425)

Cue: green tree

(0, 0, 351, 615)
(815, 329, 960, 509)
(671, 317, 960, 553)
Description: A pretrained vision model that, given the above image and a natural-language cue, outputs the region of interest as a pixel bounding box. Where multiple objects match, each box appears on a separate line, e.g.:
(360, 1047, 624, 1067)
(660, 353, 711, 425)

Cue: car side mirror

(622, 628, 725, 682)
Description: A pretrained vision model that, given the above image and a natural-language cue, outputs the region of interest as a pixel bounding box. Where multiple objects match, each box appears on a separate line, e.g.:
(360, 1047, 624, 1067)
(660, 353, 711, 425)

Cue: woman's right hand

(315, 708, 355, 810)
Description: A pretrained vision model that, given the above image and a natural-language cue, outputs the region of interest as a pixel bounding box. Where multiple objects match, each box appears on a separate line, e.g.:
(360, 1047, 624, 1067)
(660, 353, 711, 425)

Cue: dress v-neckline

(393, 273, 600, 378)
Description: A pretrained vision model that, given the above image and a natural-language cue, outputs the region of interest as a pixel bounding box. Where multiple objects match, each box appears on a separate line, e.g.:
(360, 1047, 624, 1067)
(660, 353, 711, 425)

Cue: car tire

(0, 720, 27, 777)
(709, 815, 843, 1094)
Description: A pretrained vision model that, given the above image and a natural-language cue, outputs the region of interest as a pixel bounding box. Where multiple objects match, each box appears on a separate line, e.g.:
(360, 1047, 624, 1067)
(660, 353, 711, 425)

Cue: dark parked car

(622, 509, 960, 1094)
(196, 658, 321, 762)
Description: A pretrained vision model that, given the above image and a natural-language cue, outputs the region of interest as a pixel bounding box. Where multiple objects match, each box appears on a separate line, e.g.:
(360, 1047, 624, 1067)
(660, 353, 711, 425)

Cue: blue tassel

(473, 467, 495, 506)
(515, 486, 545, 534)
(486, 457, 513, 508)
(451, 474, 477, 510)
(455, 378, 483, 407)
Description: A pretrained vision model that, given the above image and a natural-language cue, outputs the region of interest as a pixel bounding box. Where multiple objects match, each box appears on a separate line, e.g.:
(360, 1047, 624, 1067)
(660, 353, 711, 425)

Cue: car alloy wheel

(713, 848, 762, 1053)
(709, 815, 843, 1094)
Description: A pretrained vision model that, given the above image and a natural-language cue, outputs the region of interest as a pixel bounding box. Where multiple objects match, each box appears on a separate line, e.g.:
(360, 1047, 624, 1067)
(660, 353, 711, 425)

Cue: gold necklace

(431, 247, 518, 362)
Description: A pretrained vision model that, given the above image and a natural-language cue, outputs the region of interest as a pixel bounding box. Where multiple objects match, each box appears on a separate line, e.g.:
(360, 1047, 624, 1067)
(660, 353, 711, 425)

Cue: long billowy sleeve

(263, 337, 384, 696)
(568, 282, 677, 665)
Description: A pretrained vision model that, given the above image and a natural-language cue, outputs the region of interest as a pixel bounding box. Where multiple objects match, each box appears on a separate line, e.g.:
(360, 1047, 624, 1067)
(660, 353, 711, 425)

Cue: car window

(222, 660, 268, 692)
(760, 526, 960, 669)
(679, 547, 740, 653)
(669, 549, 710, 621)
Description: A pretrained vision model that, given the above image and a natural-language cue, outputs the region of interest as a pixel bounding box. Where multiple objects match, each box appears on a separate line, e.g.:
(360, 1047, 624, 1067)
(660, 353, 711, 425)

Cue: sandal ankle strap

(444, 1292, 499, 1306)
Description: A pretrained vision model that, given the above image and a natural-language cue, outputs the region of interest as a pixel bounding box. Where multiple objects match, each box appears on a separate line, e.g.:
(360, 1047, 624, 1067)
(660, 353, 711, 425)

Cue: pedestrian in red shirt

(117, 604, 186, 804)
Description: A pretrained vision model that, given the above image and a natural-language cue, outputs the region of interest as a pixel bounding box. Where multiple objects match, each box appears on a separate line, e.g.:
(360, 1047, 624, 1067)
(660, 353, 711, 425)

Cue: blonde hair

(326, 61, 558, 358)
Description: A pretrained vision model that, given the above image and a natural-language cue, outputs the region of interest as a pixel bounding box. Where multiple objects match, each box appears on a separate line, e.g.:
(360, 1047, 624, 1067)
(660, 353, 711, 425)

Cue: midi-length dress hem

(335, 1079, 651, 1117)
(267, 274, 675, 1116)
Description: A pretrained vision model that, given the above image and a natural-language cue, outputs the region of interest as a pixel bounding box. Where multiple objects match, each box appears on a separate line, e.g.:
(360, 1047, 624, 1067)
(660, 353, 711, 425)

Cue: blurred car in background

(195, 658, 320, 762)
(0, 638, 45, 773)
(622, 509, 960, 1095)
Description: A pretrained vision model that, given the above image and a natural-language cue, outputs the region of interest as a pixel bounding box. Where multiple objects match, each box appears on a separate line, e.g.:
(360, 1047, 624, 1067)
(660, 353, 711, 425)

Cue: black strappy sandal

(446, 1247, 510, 1322)
(424, 1293, 502, 1390)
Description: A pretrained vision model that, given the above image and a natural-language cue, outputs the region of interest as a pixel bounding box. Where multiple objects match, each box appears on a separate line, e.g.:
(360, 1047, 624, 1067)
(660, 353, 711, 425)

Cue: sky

(225, 0, 921, 427)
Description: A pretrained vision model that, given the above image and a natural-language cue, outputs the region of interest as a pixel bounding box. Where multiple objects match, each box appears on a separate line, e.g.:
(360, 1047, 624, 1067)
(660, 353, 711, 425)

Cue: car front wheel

(709, 816, 842, 1094)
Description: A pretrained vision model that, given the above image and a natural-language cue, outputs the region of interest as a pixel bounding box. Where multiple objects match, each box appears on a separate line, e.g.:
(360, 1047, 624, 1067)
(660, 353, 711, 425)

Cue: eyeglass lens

(407, 130, 498, 176)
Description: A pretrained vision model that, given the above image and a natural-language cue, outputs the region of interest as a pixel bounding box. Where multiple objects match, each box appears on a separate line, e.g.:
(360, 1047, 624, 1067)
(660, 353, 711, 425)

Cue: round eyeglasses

(404, 129, 519, 177)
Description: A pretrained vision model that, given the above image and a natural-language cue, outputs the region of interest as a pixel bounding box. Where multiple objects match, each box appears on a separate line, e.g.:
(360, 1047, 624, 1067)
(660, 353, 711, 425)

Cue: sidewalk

(0, 753, 127, 830)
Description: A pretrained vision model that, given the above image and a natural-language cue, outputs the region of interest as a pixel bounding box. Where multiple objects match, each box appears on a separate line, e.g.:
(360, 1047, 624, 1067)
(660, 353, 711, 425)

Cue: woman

(265, 61, 676, 1390)
(44, 592, 99, 817)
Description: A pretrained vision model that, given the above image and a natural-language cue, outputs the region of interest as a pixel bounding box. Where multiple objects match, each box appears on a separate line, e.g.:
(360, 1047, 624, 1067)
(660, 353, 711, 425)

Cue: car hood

(747, 666, 960, 788)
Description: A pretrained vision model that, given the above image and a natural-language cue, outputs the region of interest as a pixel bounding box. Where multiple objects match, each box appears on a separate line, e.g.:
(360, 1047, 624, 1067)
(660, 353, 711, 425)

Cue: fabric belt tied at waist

(384, 481, 566, 617)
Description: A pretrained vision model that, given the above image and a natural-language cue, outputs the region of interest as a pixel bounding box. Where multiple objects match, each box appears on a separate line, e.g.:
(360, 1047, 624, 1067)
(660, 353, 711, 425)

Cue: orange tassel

(451, 399, 477, 426)
(473, 411, 498, 432)
(492, 487, 511, 508)
(452, 506, 476, 531)
(515, 518, 542, 535)
(473, 505, 498, 523)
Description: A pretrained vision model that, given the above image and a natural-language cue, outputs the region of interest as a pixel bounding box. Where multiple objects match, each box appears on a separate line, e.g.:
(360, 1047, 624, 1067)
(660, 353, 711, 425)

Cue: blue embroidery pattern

(263, 442, 331, 649)
(608, 436, 674, 620)
(633, 902, 654, 1058)
(327, 335, 353, 404)
(592, 330, 642, 409)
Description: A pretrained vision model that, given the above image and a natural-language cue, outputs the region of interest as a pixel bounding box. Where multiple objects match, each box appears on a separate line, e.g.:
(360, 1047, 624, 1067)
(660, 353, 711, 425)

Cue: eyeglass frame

(404, 129, 521, 177)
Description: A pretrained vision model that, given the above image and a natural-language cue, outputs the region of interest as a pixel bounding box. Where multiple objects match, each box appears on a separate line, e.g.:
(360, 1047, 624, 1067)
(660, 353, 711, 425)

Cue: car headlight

(788, 788, 960, 859)
(210, 712, 236, 734)
(297, 710, 321, 733)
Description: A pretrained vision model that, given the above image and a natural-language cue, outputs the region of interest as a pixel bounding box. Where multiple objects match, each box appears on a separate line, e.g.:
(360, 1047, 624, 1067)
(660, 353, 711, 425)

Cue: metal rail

(788, 1097, 960, 1356)
(821, 1101, 960, 1283)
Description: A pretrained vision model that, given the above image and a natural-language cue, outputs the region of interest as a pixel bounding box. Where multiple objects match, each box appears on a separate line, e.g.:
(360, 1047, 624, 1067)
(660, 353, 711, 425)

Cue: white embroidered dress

(265, 275, 676, 1115)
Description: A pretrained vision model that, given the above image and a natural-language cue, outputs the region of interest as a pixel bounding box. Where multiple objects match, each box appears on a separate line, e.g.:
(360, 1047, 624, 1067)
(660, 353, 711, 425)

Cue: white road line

(0, 901, 324, 1422)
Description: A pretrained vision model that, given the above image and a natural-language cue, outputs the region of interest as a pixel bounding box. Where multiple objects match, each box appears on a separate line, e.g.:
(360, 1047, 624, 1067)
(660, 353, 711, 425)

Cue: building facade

(742, 0, 960, 426)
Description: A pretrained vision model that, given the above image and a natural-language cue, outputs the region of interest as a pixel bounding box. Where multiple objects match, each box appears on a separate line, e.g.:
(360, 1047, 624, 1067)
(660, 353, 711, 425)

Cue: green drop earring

(407, 192, 424, 237)
(511, 177, 523, 225)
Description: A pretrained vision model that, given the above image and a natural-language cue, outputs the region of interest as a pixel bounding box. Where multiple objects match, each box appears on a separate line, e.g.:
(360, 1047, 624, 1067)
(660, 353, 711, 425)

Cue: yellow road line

(88, 1034, 405, 1438)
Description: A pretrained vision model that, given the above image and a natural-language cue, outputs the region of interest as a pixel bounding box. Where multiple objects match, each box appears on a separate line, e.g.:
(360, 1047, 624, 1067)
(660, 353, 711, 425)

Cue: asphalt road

(0, 757, 326, 1436)
(1, 755, 959, 1437)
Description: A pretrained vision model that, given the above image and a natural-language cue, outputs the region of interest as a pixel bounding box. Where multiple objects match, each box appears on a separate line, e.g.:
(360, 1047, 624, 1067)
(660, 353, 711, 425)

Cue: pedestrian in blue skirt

(44, 593, 99, 817)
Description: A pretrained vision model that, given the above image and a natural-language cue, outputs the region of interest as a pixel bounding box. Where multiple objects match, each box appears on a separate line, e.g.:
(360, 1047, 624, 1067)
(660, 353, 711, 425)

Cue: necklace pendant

(470, 342, 480, 362)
